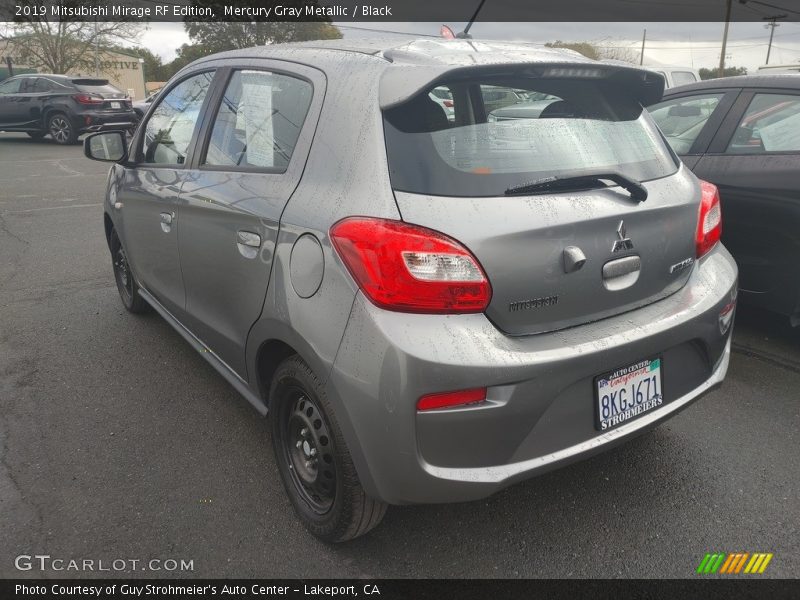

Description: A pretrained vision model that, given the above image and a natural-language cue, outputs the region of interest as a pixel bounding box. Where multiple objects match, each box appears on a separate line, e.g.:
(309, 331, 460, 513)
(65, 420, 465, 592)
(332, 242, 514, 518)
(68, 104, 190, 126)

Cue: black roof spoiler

(379, 62, 665, 109)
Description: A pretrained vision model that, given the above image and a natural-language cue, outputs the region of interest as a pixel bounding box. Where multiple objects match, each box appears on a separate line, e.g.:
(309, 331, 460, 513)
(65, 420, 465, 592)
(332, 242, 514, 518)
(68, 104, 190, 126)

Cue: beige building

(0, 41, 146, 99)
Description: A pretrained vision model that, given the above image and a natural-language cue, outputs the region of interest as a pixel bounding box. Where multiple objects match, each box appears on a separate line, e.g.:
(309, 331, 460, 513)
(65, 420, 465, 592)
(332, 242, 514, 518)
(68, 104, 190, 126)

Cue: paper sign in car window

(757, 108, 800, 152)
(241, 71, 274, 167)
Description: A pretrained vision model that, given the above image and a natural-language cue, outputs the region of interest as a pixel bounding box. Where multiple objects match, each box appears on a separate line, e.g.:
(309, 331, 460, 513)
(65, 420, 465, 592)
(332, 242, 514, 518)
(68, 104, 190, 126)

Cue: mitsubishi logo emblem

(612, 220, 634, 253)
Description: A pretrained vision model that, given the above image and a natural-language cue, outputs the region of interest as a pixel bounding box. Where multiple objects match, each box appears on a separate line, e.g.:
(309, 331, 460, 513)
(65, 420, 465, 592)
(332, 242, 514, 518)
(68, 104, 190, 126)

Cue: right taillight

(330, 217, 492, 314)
(696, 180, 722, 258)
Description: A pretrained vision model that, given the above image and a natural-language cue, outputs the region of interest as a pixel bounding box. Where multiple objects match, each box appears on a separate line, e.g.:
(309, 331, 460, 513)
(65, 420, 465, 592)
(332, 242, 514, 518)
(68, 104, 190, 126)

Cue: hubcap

(283, 392, 336, 514)
(50, 117, 70, 143)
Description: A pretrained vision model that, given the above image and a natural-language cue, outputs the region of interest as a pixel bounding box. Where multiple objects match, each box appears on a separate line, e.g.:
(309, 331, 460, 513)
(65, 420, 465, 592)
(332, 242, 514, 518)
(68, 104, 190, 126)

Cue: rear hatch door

(383, 68, 701, 335)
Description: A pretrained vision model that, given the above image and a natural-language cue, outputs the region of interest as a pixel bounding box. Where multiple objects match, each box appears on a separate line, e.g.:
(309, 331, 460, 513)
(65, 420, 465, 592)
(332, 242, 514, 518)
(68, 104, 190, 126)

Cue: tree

(184, 22, 341, 55)
(699, 66, 747, 80)
(545, 40, 636, 63)
(184, 1, 341, 54)
(545, 41, 601, 61)
(158, 44, 216, 81)
(105, 45, 164, 82)
(0, 19, 142, 74)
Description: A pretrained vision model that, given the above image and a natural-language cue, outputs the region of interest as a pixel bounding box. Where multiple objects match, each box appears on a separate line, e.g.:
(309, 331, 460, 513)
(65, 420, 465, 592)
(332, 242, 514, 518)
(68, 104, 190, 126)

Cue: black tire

(109, 229, 148, 314)
(47, 112, 78, 145)
(27, 131, 45, 140)
(270, 355, 387, 542)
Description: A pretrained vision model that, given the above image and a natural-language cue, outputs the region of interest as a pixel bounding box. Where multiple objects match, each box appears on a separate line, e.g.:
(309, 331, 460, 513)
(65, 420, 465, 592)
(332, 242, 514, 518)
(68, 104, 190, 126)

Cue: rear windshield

(72, 79, 121, 94)
(384, 76, 678, 197)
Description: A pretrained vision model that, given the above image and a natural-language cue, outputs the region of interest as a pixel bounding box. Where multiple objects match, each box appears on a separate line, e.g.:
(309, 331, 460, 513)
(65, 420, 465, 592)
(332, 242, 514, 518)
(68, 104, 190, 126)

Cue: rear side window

(19, 78, 38, 93)
(649, 93, 724, 155)
(384, 76, 678, 197)
(727, 93, 800, 154)
(142, 71, 214, 165)
(203, 70, 312, 171)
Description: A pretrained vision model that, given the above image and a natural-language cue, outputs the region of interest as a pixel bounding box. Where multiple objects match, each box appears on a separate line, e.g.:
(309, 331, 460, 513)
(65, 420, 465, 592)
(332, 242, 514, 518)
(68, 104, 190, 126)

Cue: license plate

(110, 101, 121, 109)
(595, 357, 663, 431)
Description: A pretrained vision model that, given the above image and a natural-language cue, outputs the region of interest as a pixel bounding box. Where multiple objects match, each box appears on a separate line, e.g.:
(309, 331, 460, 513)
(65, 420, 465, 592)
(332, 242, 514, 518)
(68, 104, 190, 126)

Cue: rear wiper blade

(504, 172, 648, 202)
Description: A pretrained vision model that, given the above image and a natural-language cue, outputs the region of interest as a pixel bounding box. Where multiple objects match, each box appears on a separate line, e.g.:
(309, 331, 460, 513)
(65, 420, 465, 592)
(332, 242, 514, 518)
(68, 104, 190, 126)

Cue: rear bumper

(327, 245, 738, 505)
(74, 110, 137, 133)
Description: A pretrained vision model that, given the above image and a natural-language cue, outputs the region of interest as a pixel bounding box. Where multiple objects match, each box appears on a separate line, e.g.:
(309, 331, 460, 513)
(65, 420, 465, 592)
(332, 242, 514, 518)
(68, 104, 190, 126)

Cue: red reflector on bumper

(417, 388, 487, 411)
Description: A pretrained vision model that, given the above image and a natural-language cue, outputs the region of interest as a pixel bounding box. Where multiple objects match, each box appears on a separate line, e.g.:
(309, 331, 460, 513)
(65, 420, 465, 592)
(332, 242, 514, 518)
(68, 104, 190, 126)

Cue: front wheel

(48, 113, 78, 145)
(270, 356, 387, 542)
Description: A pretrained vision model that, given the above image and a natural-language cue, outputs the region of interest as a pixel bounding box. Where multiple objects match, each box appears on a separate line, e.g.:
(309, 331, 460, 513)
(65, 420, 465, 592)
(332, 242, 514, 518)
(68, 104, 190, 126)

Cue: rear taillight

(330, 217, 492, 313)
(417, 388, 487, 411)
(696, 180, 722, 258)
(73, 93, 104, 105)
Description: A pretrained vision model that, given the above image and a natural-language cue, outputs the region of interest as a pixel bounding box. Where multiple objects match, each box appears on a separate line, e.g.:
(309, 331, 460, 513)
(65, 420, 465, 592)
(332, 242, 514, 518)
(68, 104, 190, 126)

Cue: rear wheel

(109, 229, 148, 314)
(270, 355, 387, 542)
(48, 113, 78, 145)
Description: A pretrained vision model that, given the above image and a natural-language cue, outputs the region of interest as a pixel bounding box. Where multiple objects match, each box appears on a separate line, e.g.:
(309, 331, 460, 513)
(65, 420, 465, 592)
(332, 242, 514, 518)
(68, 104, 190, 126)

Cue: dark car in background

(0, 74, 137, 144)
(132, 89, 161, 120)
(649, 75, 800, 325)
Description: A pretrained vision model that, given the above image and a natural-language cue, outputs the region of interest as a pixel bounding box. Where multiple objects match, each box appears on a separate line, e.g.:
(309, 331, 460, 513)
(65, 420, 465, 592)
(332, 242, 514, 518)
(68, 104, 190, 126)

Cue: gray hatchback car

(84, 39, 738, 542)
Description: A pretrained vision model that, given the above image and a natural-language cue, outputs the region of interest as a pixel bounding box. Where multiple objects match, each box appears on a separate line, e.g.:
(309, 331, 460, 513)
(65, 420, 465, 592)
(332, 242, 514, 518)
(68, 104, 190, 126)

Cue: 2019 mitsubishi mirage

(84, 39, 738, 542)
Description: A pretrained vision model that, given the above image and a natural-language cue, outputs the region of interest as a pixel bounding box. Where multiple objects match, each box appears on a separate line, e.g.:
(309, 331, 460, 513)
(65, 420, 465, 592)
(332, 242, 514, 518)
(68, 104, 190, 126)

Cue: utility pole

(719, 0, 733, 78)
(640, 28, 646, 65)
(764, 14, 787, 65)
(94, 19, 99, 75)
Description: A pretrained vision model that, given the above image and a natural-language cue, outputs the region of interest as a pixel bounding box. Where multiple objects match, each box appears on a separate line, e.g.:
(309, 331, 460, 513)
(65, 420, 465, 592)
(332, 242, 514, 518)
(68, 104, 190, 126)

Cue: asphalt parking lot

(1, 131, 798, 579)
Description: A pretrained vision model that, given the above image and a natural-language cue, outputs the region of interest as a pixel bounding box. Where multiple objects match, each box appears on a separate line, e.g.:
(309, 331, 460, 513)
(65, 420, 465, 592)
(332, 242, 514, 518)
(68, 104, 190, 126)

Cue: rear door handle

(160, 212, 174, 233)
(237, 230, 261, 259)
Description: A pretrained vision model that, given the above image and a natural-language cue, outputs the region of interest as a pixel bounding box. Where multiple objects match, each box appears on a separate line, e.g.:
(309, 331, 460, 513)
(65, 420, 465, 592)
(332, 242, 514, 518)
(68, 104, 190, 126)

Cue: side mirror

(84, 131, 128, 163)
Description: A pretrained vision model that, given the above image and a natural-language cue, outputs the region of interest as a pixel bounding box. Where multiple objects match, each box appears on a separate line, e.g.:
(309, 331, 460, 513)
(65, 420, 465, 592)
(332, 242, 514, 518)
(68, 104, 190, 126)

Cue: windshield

(383, 76, 678, 197)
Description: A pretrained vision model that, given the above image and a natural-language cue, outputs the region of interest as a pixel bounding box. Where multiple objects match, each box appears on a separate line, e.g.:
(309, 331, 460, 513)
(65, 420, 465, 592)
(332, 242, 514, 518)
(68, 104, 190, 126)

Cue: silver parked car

(84, 39, 738, 542)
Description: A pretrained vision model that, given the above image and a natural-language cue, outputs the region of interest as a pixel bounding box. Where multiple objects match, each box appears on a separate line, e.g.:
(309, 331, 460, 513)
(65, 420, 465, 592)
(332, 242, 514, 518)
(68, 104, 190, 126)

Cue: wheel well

(42, 108, 65, 126)
(256, 340, 298, 405)
(103, 214, 114, 250)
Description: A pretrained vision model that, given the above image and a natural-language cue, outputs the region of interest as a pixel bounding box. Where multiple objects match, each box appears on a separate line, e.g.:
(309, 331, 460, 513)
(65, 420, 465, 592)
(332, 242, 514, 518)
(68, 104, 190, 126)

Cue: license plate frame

(594, 356, 664, 431)
(110, 101, 121, 109)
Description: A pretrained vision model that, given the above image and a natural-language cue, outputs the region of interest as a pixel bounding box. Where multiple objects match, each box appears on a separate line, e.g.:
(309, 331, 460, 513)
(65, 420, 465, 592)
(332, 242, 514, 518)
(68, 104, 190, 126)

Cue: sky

(137, 21, 800, 71)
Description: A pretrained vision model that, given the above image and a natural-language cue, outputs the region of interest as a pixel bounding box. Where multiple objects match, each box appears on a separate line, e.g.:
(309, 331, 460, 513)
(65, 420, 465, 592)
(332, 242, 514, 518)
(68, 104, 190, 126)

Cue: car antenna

(439, 0, 488, 40)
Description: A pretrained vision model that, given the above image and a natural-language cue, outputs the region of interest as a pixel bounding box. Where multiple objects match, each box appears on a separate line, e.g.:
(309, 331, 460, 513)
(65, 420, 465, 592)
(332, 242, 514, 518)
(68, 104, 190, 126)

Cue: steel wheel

(280, 389, 337, 514)
(49, 115, 73, 144)
(113, 244, 133, 305)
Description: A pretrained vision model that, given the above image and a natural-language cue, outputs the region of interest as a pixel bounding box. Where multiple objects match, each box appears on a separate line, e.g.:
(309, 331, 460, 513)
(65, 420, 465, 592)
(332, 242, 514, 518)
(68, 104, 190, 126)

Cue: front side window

(203, 70, 312, 171)
(648, 93, 724, 155)
(142, 71, 214, 165)
(384, 76, 678, 197)
(0, 78, 22, 94)
(727, 93, 800, 154)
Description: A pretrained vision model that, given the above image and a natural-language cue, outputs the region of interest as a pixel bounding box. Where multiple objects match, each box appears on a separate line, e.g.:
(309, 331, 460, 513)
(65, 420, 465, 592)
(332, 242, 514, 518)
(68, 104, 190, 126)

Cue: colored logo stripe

(697, 552, 773, 574)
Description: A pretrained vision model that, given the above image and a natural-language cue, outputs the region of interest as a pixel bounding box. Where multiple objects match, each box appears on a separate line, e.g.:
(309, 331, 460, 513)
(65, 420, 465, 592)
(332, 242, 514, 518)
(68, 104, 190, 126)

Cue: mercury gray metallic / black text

(83, 39, 739, 541)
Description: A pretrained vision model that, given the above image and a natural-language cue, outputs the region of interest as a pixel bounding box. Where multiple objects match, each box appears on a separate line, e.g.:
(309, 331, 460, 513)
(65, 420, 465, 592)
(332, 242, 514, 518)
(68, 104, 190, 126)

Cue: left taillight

(696, 180, 722, 258)
(330, 217, 492, 314)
